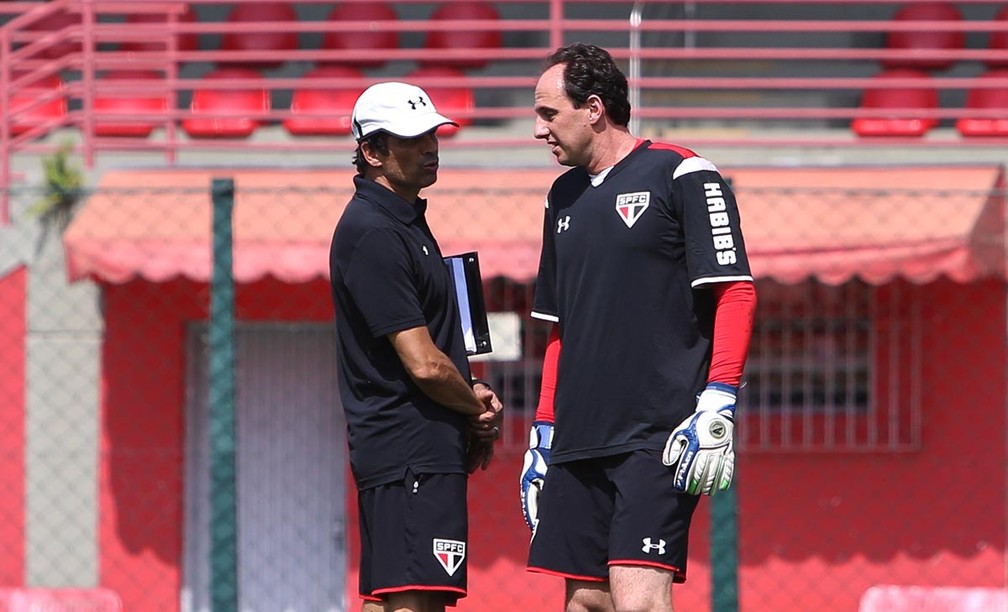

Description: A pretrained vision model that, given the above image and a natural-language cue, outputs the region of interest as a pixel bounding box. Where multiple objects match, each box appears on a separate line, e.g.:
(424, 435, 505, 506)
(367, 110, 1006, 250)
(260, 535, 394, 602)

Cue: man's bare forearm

(388, 326, 484, 416)
(408, 355, 484, 416)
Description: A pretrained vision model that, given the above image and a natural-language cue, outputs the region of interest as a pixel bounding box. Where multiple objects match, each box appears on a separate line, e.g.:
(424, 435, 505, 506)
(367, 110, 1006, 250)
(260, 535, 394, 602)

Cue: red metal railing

(3, 0, 1008, 222)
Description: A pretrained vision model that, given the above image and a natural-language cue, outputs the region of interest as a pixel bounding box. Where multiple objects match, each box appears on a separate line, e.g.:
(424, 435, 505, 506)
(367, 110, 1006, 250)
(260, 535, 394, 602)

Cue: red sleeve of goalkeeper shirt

(534, 325, 560, 423)
(708, 281, 757, 387)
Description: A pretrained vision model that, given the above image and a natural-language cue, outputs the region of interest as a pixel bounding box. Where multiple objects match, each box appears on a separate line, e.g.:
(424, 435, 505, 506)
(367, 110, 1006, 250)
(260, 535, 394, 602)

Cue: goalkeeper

(520, 43, 757, 611)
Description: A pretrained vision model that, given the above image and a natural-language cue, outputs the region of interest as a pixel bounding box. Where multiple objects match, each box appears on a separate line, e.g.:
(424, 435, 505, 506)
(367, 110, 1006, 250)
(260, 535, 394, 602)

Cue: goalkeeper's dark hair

(353, 132, 390, 175)
(543, 43, 631, 128)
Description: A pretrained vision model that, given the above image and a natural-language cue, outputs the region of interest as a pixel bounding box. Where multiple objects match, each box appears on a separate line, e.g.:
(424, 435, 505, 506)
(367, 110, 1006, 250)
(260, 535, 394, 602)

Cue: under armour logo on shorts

(642, 537, 667, 555)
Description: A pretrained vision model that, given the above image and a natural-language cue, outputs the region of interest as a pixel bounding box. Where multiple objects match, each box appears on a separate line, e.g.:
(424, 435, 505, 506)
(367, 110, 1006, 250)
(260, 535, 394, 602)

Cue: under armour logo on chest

(642, 537, 667, 554)
(407, 96, 427, 110)
(556, 216, 571, 234)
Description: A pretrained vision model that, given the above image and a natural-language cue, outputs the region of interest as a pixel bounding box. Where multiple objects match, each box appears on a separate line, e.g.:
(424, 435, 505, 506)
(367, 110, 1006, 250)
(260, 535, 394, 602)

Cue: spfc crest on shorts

(615, 191, 650, 228)
(433, 538, 466, 576)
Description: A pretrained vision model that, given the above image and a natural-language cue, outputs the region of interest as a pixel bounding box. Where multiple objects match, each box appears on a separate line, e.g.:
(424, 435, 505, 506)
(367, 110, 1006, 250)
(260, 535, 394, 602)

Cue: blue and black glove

(519, 421, 553, 530)
(661, 382, 737, 496)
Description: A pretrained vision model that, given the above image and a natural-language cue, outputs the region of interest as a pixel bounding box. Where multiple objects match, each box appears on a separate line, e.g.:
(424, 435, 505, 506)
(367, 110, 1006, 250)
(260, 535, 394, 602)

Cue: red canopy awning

(729, 164, 1006, 284)
(63, 165, 1005, 285)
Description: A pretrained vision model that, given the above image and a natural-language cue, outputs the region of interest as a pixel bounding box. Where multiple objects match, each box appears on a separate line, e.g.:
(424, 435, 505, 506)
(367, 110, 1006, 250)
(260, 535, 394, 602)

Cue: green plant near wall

(29, 140, 84, 229)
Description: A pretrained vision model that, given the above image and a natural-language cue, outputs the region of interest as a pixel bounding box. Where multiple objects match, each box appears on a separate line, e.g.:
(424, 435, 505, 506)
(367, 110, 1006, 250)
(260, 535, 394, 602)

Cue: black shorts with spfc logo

(357, 469, 469, 605)
(527, 449, 701, 583)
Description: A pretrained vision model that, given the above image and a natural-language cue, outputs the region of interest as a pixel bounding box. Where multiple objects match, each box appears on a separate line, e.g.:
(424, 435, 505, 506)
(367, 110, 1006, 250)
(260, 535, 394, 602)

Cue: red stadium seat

(120, 6, 199, 55)
(182, 68, 269, 139)
(220, 2, 298, 69)
(9, 73, 67, 136)
(882, 2, 964, 71)
(93, 70, 168, 138)
(985, 5, 1008, 69)
(24, 9, 80, 60)
(283, 66, 364, 136)
(320, 2, 399, 69)
(956, 69, 1008, 137)
(851, 69, 938, 137)
(421, 2, 502, 71)
(407, 67, 474, 137)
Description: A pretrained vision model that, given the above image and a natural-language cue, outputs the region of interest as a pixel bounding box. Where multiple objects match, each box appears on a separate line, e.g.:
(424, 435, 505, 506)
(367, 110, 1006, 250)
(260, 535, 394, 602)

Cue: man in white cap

(328, 82, 503, 612)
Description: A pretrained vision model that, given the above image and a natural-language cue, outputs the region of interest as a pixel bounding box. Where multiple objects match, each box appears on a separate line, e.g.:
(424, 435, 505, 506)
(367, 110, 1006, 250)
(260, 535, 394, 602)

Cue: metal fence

(5, 0, 1008, 207)
(0, 167, 1006, 611)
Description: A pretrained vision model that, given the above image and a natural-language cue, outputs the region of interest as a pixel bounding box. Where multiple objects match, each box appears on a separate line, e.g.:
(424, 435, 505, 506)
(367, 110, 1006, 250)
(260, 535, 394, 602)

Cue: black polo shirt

(330, 176, 471, 489)
(531, 140, 753, 464)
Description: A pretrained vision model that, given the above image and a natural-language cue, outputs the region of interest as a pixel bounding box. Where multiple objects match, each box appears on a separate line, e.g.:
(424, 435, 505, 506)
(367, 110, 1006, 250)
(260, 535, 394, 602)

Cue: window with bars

(739, 279, 922, 452)
(744, 281, 873, 413)
(478, 278, 923, 453)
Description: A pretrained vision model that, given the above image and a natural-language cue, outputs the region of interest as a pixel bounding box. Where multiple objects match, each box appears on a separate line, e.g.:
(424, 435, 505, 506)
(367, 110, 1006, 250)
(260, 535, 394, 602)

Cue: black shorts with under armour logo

(527, 448, 701, 583)
(358, 469, 469, 605)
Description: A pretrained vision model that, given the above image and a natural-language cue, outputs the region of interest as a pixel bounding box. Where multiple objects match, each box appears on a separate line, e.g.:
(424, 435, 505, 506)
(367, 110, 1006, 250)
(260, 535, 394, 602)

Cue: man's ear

(360, 140, 384, 169)
(585, 94, 606, 126)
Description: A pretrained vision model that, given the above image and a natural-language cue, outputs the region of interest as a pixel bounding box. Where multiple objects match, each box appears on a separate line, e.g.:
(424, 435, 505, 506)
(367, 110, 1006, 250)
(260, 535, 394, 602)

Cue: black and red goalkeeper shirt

(531, 140, 753, 464)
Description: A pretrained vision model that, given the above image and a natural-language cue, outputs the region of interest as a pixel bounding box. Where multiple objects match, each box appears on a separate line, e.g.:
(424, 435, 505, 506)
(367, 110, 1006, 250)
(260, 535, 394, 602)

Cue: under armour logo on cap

(351, 82, 458, 141)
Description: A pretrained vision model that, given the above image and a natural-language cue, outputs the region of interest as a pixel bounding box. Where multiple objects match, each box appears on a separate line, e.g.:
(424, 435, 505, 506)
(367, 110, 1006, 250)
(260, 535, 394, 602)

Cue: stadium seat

(182, 68, 269, 139)
(421, 1, 502, 71)
(120, 6, 198, 55)
(406, 67, 474, 137)
(24, 9, 80, 60)
(955, 69, 1008, 137)
(851, 69, 939, 137)
(882, 2, 964, 71)
(985, 5, 1008, 69)
(9, 73, 67, 137)
(220, 2, 298, 69)
(320, 2, 399, 69)
(93, 70, 168, 138)
(283, 66, 364, 136)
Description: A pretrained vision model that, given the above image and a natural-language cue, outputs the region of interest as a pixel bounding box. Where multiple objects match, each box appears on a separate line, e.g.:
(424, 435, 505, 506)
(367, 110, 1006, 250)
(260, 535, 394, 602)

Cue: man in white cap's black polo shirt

(329, 82, 503, 612)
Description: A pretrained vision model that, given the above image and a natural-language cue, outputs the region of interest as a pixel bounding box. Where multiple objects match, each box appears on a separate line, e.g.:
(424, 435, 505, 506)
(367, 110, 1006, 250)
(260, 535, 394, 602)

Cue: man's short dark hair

(353, 132, 390, 175)
(544, 43, 631, 127)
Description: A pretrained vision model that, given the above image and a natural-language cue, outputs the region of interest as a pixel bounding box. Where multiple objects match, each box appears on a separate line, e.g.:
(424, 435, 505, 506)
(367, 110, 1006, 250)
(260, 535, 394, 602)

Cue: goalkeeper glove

(519, 421, 553, 531)
(662, 382, 736, 496)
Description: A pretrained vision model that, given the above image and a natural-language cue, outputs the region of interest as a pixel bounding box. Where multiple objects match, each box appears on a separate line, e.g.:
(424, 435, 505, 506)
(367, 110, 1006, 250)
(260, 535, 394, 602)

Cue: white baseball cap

(351, 81, 458, 141)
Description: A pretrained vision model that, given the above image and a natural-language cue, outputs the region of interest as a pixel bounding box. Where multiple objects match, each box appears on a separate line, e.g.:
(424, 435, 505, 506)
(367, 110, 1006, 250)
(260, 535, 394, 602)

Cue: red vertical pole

(81, 0, 95, 168)
(0, 267, 27, 582)
(166, 5, 179, 166)
(549, 0, 564, 51)
(1, 28, 10, 225)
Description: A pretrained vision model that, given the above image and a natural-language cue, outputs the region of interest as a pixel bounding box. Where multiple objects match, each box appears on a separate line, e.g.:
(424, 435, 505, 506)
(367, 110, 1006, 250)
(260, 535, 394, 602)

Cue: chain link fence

(0, 168, 1005, 611)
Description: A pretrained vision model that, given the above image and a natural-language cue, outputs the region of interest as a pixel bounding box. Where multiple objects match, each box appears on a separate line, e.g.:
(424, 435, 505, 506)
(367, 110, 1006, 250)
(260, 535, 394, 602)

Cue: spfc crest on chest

(615, 191, 650, 228)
